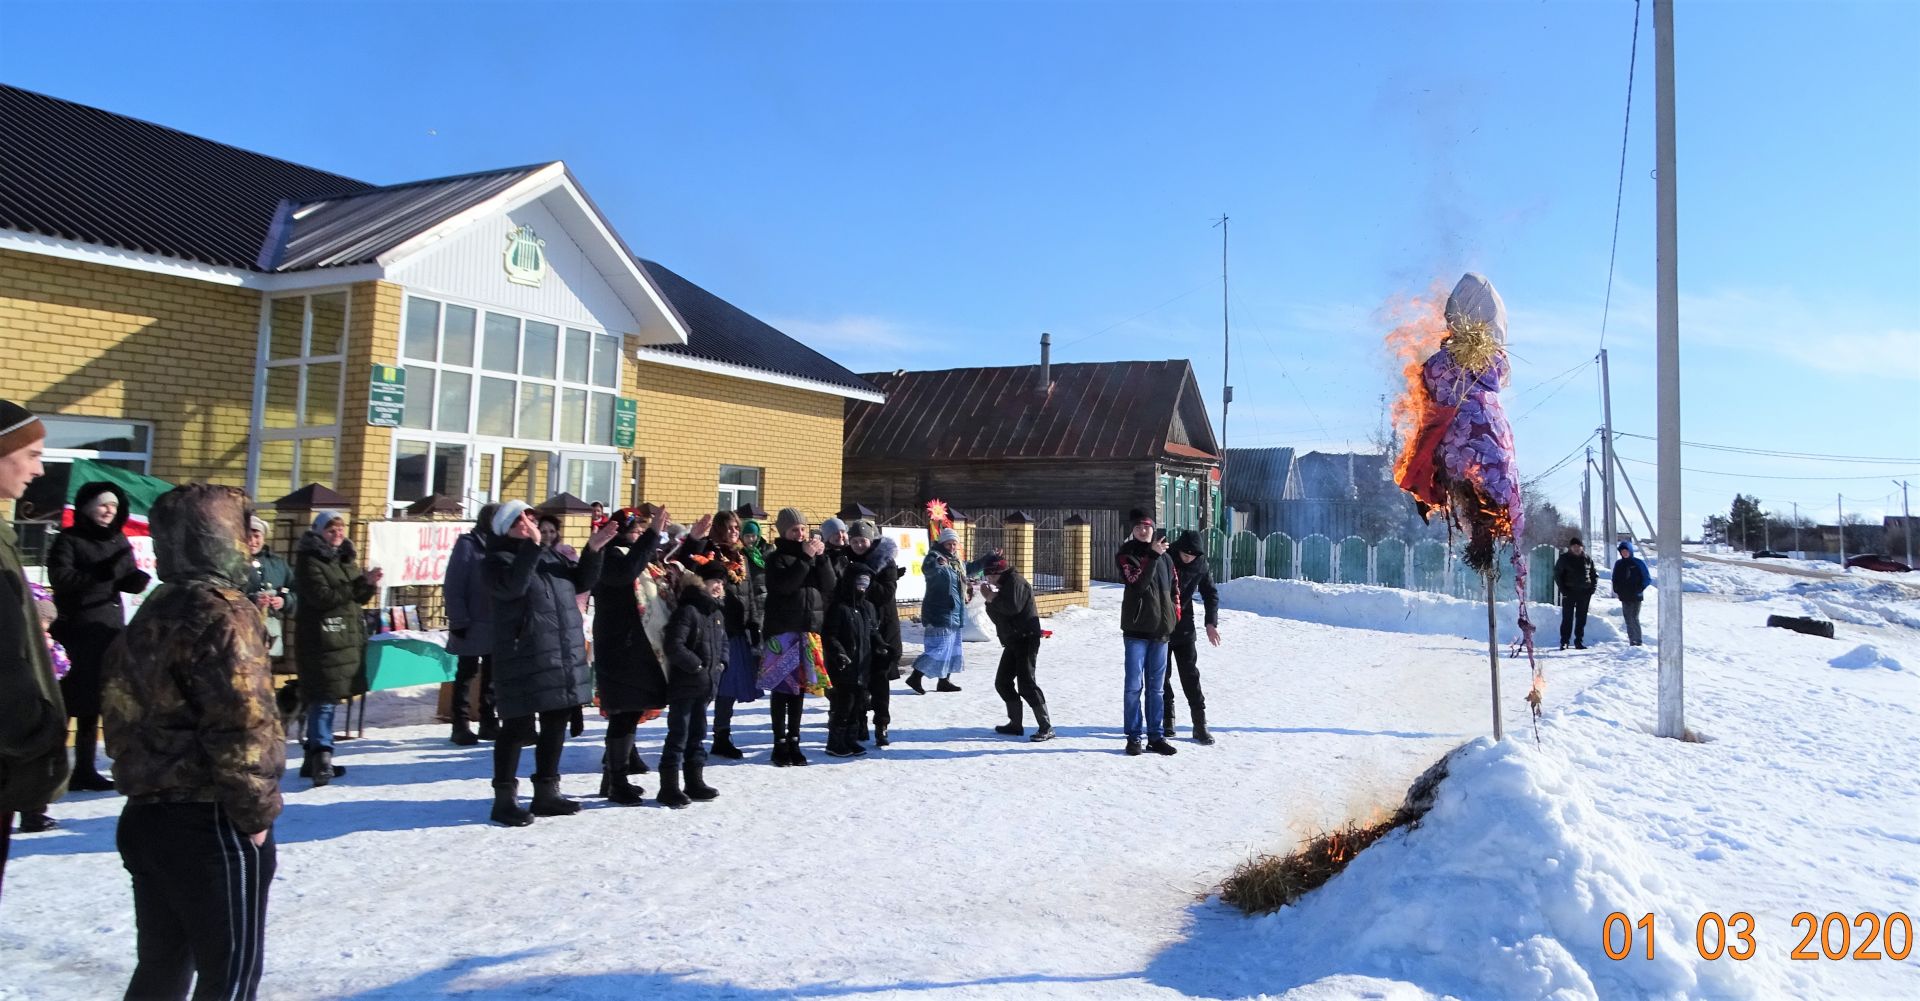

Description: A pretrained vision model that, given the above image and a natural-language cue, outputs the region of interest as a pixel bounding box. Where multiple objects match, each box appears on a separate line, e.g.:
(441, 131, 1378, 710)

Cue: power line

(1597, 0, 1642, 352)
(1056, 280, 1214, 350)
(1510, 358, 1599, 424)
(1526, 429, 1600, 486)
(1614, 454, 1920, 481)
(1231, 289, 1331, 441)
(1613, 431, 1920, 464)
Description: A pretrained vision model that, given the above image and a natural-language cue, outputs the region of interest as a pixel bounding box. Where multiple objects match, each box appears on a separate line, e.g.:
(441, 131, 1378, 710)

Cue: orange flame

(1381, 283, 1451, 488)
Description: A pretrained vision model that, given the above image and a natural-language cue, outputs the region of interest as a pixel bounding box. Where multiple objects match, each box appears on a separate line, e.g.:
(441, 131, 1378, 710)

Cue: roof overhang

(632, 346, 886, 403)
(0, 227, 383, 291)
(373, 164, 688, 346)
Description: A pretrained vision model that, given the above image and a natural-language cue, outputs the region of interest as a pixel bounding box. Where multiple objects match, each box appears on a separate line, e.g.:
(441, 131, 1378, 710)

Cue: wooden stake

(1486, 576, 1503, 741)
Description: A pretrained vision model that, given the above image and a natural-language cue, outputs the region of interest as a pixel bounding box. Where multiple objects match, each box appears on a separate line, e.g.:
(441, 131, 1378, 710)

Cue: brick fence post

(1003, 511, 1035, 578)
(1064, 515, 1091, 591)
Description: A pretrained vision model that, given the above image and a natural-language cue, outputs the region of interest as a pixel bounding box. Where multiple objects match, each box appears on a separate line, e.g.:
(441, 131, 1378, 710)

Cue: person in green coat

(293, 511, 381, 787)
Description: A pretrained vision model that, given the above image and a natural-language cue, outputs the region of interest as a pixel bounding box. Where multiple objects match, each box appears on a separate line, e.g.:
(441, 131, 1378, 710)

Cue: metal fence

(1031, 527, 1071, 593)
(1205, 528, 1560, 604)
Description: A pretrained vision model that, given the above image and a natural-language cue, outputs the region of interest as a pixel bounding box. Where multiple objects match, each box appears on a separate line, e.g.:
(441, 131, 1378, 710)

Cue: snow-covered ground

(3, 561, 1915, 1000)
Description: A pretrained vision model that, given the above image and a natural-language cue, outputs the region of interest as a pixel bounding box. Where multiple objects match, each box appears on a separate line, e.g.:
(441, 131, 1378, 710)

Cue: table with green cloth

(365, 630, 459, 691)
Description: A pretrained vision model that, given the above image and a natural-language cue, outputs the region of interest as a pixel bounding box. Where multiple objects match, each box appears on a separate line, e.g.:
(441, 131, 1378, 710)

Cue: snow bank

(1828, 643, 1906, 672)
(1246, 738, 1762, 1001)
(1219, 577, 1619, 645)
(1774, 580, 1920, 630)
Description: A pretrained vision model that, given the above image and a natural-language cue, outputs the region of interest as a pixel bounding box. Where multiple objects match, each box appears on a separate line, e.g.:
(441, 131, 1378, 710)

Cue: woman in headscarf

(293, 510, 381, 787)
(46, 481, 150, 791)
(906, 527, 970, 695)
(703, 510, 766, 760)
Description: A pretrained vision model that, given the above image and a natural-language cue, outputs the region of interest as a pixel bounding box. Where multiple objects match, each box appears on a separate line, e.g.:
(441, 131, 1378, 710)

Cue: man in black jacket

(981, 553, 1052, 742)
(1612, 540, 1651, 647)
(1165, 531, 1220, 745)
(847, 520, 901, 744)
(1553, 537, 1599, 650)
(1115, 509, 1178, 757)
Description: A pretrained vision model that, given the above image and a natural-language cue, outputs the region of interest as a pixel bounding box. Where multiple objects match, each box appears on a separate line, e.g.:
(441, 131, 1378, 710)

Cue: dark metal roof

(635, 260, 879, 396)
(1284, 451, 1388, 501)
(265, 165, 548, 271)
(844, 360, 1217, 463)
(1223, 447, 1295, 504)
(0, 83, 374, 269)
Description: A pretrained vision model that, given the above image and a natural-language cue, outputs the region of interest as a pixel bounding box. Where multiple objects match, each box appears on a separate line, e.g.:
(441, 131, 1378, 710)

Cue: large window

(399, 296, 620, 444)
(16, 417, 152, 564)
(718, 465, 761, 514)
(391, 295, 624, 511)
(255, 292, 347, 498)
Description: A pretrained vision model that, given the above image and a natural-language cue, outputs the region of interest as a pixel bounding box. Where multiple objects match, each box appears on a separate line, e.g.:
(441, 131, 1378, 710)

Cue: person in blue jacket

(1612, 540, 1651, 647)
(906, 528, 971, 695)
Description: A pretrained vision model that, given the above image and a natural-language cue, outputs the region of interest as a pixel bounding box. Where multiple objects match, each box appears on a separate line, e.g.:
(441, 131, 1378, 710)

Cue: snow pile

(1773, 580, 1920, 630)
(1219, 576, 1618, 645)
(1828, 643, 1906, 672)
(1240, 738, 1761, 1001)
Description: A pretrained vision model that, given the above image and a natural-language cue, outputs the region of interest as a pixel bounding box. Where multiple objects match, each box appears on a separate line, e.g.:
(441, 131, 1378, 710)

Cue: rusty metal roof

(845, 360, 1218, 463)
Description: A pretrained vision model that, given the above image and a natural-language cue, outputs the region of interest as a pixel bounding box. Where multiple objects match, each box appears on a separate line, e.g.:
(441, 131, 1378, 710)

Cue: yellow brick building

(0, 85, 881, 564)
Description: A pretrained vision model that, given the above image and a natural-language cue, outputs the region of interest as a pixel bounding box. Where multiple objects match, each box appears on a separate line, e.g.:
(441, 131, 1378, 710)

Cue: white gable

(382, 176, 683, 344)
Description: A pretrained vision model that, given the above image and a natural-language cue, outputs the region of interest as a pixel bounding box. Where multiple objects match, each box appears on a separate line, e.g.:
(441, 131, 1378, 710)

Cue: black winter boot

(1163, 694, 1179, 738)
(450, 719, 479, 746)
(770, 739, 792, 767)
(655, 769, 691, 809)
(788, 737, 810, 766)
(310, 747, 335, 787)
(602, 733, 644, 804)
(711, 727, 744, 759)
(855, 718, 871, 742)
(684, 764, 719, 801)
(19, 811, 57, 833)
(530, 776, 581, 816)
(300, 744, 346, 781)
(827, 724, 866, 758)
(936, 678, 962, 693)
(626, 744, 649, 775)
(1190, 706, 1215, 745)
(68, 769, 114, 793)
(476, 715, 500, 741)
(994, 722, 1025, 737)
(906, 670, 926, 694)
(1147, 738, 1178, 756)
(490, 779, 533, 827)
(874, 725, 890, 747)
(1125, 738, 1143, 756)
(1029, 697, 1054, 742)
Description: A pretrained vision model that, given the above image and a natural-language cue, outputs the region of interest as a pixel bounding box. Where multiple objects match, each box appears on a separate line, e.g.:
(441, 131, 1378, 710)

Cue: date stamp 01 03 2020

(1602, 912, 1914, 962)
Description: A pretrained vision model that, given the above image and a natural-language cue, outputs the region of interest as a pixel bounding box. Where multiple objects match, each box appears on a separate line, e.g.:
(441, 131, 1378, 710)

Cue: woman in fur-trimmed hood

(293, 511, 380, 786)
(46, 480, 150, 790)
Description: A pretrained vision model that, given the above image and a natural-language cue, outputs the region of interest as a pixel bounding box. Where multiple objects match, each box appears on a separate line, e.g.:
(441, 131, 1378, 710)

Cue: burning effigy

(1389, 273, 1542, 729)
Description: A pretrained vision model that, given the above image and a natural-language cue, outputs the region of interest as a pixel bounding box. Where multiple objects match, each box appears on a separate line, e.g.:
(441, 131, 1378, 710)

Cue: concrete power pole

(1653, 0, 1685, 740)
(1582, 446, 1593, 545)
(1899, 481, 1913, 569)
(1600, 350, 1617, 550)
(1838, 494, 1847, 568)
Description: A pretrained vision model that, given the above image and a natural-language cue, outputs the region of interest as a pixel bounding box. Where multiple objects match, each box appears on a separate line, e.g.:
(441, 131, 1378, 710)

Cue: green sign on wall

(613, 397, 638, 448)
(369, 365, 407, 427)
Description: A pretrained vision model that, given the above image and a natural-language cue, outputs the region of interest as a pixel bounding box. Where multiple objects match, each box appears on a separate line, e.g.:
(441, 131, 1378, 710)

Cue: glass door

(473, 445, 501, 508)
(555, 452, 618, 508)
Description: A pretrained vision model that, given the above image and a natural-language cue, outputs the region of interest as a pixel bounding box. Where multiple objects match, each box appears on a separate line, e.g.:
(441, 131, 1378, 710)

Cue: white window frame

(717, 464, 762, 515)
(248, 289, 350, 498)
(387, 291, 625, 513)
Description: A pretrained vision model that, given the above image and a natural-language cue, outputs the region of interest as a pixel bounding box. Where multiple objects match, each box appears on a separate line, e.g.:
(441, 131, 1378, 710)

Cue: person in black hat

(0, 400, 67, 896)
(822, 565, 884, 757)
(1553, 537, 1599, 650)
(1115, 509, 1177, 756)
(1165, 530, 1220, 744)
(46, 479, 150, 790)
(979, 552, 1052, 741)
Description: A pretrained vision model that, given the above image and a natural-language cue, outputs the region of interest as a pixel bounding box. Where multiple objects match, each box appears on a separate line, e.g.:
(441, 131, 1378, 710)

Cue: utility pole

(1600, 351, 1617, 550)
(1653, 0, 1684, 740)
(1838, 494, 1847, 568)
(1793, 501, 1800, 556)
(1215, 213, 1231, 499)
(1898, 481, 1913, 569)
(1582, 446, 1593, 545)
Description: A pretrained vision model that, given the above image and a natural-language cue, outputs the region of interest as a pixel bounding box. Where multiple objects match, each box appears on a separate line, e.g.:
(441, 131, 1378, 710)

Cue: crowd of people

(0, 398, 1234, 1000)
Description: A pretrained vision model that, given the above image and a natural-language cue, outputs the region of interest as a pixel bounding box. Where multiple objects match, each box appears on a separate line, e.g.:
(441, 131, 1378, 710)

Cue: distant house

(842, 345, 1220, 576)
(1223, 447, 1430, 542)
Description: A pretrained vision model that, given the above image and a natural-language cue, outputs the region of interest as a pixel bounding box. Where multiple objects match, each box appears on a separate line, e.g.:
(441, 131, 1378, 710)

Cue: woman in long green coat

(293, 510, 382, 786)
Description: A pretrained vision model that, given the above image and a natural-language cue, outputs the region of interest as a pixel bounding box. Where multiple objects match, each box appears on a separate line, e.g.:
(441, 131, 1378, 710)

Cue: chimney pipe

(1039, 331, 1051, 390)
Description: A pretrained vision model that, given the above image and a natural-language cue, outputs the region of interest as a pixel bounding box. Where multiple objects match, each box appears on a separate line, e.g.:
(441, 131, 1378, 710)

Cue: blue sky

(8, 0, 1918, 535)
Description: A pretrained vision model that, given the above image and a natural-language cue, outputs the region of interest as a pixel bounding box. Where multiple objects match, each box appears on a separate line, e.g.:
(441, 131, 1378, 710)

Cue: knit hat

(312, 510, 348, 534)
(848, 567, 874, 590)
(1128, 508, 1153, 527)
(249, 516, 268, 535)
(936, 527, 959, 546)
(849, 519, 879, 541)
(776, 507, 806, 534)
(1568, 536, 1583, 547)
(821, 517, 847, 544)
(0, 400, 45, 458)
(981, 552, 1010, 575)
(492, 500, 530, 538)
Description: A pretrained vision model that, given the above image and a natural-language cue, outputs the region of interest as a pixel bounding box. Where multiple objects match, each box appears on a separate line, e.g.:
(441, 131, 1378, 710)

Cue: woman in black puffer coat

(485, 500, 616, 826)
(46, 481, 150, 790)
(590, 504, 671, 805)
